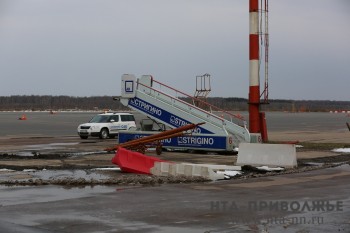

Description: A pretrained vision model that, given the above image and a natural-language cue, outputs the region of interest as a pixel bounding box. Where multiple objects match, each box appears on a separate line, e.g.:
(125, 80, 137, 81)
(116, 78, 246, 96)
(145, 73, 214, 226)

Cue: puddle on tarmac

(0, 185, 116, 206)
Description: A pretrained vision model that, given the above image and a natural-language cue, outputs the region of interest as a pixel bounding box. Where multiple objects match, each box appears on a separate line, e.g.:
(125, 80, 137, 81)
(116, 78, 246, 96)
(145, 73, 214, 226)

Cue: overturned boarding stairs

(119, 74, 250, 152)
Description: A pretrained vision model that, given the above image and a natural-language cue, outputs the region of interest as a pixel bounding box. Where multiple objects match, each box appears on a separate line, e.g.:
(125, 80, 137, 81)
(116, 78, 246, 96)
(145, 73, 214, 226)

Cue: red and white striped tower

(249, 0, 261, 134)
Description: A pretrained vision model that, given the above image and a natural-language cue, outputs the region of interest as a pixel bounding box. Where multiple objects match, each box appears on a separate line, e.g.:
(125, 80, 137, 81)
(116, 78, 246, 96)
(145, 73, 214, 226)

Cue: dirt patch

(0, 174, 210, 186)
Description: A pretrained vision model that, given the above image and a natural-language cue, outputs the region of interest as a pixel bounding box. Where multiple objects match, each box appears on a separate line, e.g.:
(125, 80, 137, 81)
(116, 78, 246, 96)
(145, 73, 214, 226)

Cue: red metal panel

(249, 34, 259, 60)
(249, 0, 261, 134)
(249, 86, 260, 103)
(249, 0, 259, 12)
(249, 86, 261, 133)
(249, 104, 260, 133)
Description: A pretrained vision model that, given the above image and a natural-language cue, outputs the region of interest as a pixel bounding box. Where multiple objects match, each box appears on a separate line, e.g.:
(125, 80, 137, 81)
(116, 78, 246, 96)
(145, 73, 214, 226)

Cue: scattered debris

(91, 167, 121, 171)
(216, 170, 242, 179)
(240, 165, 284, 173)
(112, 147, 168, 174)
(255, 166, 284, 172)
(332, 148, 350, 153)
(241, 165, 261, 172)
(0, 168, 15, 172)
(22, 169, 37, 172)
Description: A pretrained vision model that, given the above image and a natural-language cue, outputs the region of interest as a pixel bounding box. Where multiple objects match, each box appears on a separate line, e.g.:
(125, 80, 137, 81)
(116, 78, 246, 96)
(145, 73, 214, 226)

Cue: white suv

(77, 112, 136, 139)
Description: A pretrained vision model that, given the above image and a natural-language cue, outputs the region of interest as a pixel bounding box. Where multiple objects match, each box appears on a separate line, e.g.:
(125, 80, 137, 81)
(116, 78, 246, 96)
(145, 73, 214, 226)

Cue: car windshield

(89, 115, 110, 123)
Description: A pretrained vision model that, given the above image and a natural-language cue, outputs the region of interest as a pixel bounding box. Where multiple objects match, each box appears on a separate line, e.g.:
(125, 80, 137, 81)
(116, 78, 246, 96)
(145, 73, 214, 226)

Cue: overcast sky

(0, 0, 349, 101)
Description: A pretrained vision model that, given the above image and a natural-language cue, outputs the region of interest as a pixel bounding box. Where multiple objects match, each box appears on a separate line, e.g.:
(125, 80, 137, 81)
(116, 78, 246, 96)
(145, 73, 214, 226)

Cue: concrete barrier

(150, 162, 171, 176)
(182, 164, 241, 171)
(236, 143, 297, 168)
(150, 162, 226, 180)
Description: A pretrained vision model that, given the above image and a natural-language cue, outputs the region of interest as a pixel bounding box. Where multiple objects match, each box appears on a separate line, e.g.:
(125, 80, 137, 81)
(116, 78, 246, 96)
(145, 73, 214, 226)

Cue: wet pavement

(1, 111, 350, 232)
(0, 165, 349, 232)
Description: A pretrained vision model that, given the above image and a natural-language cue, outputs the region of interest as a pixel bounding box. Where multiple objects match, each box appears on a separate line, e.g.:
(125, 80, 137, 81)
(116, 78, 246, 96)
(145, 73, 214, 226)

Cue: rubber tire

(99, 128, 109, 139)
(80, 135, 88, 139)
(156, 144, 162, 155)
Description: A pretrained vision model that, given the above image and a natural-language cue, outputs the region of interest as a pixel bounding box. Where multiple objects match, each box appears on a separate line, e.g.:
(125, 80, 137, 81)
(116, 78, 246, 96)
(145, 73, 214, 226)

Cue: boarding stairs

(119, 75, 250, 146)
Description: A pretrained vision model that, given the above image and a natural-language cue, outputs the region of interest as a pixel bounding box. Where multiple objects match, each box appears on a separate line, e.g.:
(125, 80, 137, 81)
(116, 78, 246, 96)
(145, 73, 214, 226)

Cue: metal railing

(137, 78, 246, 127)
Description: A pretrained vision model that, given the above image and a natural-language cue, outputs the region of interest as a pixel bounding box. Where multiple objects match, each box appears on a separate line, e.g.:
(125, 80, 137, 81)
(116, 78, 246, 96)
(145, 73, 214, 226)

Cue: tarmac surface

(0, 134, 349, 232)
(1, 112, 350, 232)
(0, 164, 349, 232)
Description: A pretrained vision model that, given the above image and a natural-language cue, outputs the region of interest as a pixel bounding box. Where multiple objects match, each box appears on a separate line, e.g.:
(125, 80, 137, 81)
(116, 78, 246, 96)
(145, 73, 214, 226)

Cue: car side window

(121, 115, 134, 122)
(110, 115, 119, 122)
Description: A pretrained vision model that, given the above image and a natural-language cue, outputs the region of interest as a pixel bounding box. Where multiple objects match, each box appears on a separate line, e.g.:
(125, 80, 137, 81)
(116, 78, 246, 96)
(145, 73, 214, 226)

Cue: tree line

(0, 95, 349, 112)
(0, 95, 127, 111)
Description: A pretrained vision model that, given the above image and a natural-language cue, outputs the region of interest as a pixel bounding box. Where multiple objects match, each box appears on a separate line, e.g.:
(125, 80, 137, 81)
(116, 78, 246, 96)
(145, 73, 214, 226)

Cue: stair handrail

(137, 78, 246, 127)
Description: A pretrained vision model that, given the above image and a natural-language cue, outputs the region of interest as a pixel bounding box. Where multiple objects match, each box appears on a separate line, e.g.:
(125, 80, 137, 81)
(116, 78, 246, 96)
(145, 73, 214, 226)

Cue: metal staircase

(120, 74, 250, 146)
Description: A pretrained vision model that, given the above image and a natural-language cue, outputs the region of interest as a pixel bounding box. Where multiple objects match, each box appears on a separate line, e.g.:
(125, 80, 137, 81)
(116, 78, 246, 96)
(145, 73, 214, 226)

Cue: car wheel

(80, 135, 88, 139)
(156, 144, 162, 155)
(99, 128, 109, 139)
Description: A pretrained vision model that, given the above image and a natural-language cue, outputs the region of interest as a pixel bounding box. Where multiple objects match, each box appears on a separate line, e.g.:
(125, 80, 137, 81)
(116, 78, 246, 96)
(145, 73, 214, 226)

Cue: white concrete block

(168, 163, 177, 176)
(176, 164, 185, 175)
(208, 168, 225, 180)
(149, 164, 159, 175)
(151, 162, 227, 181)
(184, 165, 193, 176)
(192, 165, 202, 176)
(182, 163, 241, 171)
(150, 162, 171, 176)
(236, 143, 297, 168)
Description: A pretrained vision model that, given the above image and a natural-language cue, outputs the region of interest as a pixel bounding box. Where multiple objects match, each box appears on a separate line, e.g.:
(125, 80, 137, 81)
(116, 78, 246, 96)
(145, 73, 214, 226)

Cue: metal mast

(249, 0, 261, 134)
(249, 0, 269, 142)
